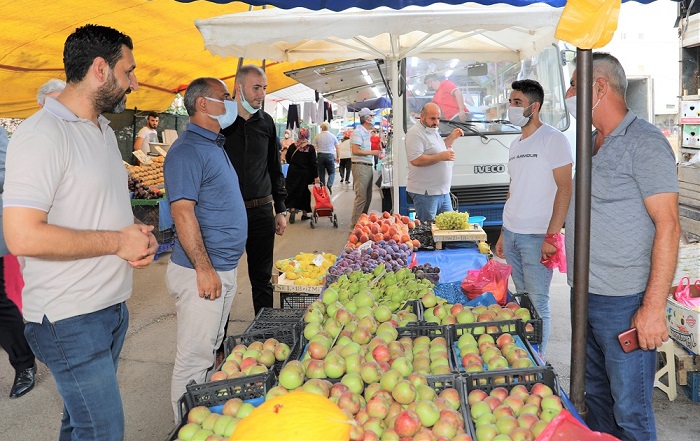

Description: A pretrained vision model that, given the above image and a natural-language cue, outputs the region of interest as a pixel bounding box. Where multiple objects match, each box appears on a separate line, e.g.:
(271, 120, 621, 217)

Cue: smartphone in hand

(618, 328, 639, 353)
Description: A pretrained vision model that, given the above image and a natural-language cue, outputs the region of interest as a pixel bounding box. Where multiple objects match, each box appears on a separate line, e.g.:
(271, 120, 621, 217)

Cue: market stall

(166, 209, 614, 441)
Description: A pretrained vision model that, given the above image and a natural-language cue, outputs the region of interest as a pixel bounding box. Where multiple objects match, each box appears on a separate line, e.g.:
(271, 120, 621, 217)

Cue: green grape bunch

(434, 211, 470, 230)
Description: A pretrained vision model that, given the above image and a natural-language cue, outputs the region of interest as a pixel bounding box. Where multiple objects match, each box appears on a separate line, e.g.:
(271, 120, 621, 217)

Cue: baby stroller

(310, 183, 338, 228)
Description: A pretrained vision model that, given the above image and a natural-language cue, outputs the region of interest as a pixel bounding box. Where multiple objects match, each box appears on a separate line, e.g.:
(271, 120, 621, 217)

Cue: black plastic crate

(222, 323, 302, 374)
(168, 371, 275, 440)
(425, 374, 474, 439)
(401, 299, 424, 321)
(395, 323, 457, 373)
(280, 292, 319, 309)
(448, 320, 544, 375)
(460, 366, 570, 438)
(252, 307, 306, 322)
(512, 293, 544, 344)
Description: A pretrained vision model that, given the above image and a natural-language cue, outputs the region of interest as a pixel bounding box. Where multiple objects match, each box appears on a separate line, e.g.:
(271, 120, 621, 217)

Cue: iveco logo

(474, 164, 506, 174)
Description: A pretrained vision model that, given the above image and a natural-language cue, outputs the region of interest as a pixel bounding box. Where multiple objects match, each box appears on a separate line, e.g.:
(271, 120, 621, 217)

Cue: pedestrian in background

(313, 122, 339, 194)
(337, 130, 353, 186)
(350, 108, 381, 226)
(285, 127, 320, 224)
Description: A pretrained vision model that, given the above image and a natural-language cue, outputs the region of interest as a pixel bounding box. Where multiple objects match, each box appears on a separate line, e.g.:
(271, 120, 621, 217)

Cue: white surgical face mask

(425, 126, 439, 135)
(507, 103, 533, 127)
(284, 133, 290, 138)
(204, 97, 238, 130)
(239, 86, 260, 114)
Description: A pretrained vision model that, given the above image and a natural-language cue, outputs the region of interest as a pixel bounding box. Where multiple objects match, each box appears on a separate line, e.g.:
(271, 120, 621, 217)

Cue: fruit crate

(244, 307, 305, 333)
(244, 320, 301, 335)
(448, 320, 545, 376)
(279, 292, 320, 309)
(512, 293, 544, 345)
(222, 323, 302, 374)
(395, 323, 458, 374)
(402, 299, 424, 321)
(131, 201, 174, 244)
(425, 374, 475, 439)
(168, 371, 274, 440)
(460, 366, 571, 439)
(685, 371, 700, 402)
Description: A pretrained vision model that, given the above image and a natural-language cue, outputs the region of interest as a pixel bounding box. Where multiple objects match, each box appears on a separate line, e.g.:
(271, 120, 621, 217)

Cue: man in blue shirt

(163, 77, 247, 419)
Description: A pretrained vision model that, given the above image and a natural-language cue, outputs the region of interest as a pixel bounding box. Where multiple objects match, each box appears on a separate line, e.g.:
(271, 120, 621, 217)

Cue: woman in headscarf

(284, 127, 319, 223)
(280, 129, 294, 164)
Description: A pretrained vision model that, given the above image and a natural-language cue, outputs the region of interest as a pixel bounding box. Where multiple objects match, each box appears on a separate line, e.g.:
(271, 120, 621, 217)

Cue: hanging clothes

(303, 102, 316, 124)
(317, 97, 325, 125)
(324, 101, 333, 122)
(286, 104, 300, 129)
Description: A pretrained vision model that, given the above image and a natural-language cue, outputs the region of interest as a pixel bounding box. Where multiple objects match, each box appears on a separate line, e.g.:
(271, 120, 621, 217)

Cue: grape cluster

(409, 221, 435, 250)
(325, 239, 413, 284)
(435, 211, 469, 230)
(411, 263, 440, 284)
(129, 176, 161, 200)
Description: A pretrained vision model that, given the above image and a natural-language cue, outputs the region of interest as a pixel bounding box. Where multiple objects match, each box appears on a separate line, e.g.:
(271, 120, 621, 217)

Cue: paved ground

(1, 181, 698, 440)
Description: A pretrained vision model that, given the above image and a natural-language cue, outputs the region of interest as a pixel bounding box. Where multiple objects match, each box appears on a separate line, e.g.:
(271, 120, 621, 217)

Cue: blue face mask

(204, 97, 238, 130)
(239, 86, 260, 114)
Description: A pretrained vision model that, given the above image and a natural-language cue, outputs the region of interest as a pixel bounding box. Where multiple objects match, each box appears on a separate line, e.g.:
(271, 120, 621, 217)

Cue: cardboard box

(272, 272, 324, 294)
(666, 282, 700, 355)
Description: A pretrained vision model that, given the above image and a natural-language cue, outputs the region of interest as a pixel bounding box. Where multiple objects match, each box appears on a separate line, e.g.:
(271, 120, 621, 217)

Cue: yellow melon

(229, 390, 352, 440)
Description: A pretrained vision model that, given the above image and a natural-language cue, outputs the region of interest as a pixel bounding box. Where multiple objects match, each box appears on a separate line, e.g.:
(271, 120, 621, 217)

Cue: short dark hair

(147, 112, 159, 119)
(235, 64, 266, 86)
(63, 25, 133, 84)
(511, 79, 544, 108)
(184, 78, 218, 116)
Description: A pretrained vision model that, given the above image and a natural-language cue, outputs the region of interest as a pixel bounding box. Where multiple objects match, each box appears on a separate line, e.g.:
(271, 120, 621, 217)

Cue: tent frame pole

(570, 48, 592, 420)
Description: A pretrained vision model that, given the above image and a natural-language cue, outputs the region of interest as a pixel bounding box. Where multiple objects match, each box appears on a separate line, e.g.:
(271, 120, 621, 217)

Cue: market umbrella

(0, 0, 330, 118)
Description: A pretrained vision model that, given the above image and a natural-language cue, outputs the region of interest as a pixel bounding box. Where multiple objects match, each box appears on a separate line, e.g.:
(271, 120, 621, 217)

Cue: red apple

(394, 410, 422, 438)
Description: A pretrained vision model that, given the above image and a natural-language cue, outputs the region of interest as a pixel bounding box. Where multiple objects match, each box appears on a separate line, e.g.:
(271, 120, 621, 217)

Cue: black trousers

(245, 203, 276, 313)
(338, 158, 352, 182)
(0, 256, 35, 372)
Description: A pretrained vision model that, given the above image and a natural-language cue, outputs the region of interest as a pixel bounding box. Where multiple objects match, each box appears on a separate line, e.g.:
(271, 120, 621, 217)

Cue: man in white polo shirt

(3, 25, 157, 440)
(405, 103, 463, 222)
(350, 108, 382, 226)
(314, 122, 340, 194)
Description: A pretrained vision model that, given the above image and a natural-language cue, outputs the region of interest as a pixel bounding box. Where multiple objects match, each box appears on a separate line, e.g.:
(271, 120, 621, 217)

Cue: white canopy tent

(196, 4, 564, 211)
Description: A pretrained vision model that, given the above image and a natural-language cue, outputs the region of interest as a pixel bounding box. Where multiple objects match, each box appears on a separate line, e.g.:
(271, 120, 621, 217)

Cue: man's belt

(244, 194, 273, 209)
(352, 162, 373, 166)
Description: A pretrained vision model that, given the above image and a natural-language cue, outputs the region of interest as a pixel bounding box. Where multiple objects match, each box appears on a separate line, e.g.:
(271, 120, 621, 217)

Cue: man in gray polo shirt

(564, 52, 680, 440)
(314, 121, 340, 194)
(350, 108, 382, 226)
(3, 25, 157, 440)
(405, 103, 463, 222)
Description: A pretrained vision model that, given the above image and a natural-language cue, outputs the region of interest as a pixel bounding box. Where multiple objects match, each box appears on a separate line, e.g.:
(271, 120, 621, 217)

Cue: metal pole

(570, 48, 592, 419)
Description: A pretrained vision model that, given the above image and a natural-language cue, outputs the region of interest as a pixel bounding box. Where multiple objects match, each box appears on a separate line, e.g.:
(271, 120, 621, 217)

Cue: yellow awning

(0, 0, 328, 118)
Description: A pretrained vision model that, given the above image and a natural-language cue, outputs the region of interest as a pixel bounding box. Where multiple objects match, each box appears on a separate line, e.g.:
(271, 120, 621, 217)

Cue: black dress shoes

(10, 365, 36, 398)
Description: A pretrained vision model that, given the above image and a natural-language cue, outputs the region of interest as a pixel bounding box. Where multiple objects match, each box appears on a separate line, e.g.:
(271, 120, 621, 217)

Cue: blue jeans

(317, 153, 336, 189)
(24, 303, 129, 441)
(408, 192, 452, 222)
(501, 228, 552, 355)
(582, 291, 657, 441)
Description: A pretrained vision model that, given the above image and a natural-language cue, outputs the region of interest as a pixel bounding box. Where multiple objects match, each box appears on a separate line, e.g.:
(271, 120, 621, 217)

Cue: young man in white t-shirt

(494, 79, 573, 356)
(133, 111, 159, 154)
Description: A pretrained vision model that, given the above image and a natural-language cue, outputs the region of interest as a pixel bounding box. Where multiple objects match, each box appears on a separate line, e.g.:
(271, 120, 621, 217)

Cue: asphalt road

(1, 181, 698, 440)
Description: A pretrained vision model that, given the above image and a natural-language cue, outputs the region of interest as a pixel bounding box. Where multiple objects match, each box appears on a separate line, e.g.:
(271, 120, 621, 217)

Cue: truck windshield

(405, 44, 569, 136)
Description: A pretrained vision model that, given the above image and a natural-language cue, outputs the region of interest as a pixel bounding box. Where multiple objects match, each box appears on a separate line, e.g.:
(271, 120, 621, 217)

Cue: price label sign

(312, 254, 325, 267)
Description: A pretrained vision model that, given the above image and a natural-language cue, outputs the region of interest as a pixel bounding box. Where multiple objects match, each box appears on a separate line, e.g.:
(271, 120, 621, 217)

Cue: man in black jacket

(222, 65, 287, 316)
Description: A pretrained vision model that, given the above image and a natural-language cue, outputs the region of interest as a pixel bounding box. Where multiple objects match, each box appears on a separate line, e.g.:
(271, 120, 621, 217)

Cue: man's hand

(197, 266, 222, 301)
(275, 213, 287, 236)
(445, 128, 464, 145)
(441, 150, 456, 162)
(128, 225, 158, 268)
(541, 241, 557, 261)
(117, 224, 156, 262)
(495, 234, 505, 259)
(631, 303, 668, 350)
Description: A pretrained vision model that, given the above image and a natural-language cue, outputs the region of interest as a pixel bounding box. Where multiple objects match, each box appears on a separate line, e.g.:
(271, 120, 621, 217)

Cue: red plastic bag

(535, 409, 621, 440)
(674, 277, 700, 308)
(461, 260, 511, 305)
(541, 233, 567, 273)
